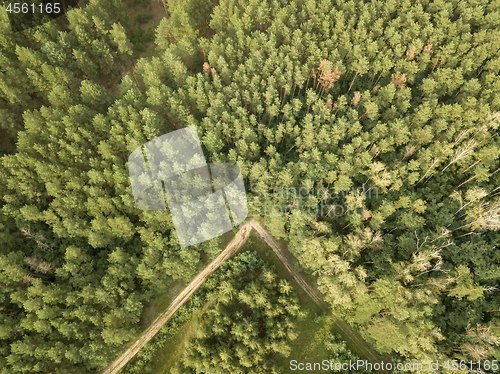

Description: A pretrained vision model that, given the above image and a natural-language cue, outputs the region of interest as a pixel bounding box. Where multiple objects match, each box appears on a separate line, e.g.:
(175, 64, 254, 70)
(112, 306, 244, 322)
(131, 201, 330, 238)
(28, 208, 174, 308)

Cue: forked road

(103, 219, 382, 373)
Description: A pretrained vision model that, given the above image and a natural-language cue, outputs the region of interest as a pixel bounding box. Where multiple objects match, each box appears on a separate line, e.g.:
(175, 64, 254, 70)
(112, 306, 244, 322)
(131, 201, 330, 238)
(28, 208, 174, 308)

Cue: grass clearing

(276, 308, 332, 369)
(139, 280, 185, 328)
(148, 298, 215, 373)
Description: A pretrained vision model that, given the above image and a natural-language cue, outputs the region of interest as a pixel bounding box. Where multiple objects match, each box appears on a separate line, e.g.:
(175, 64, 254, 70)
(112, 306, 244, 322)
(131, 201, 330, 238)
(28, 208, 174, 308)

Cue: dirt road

(103, 219, 384, 373)
(249, 220, 385, 365)
(103, 223, 253, 374)
(249, 220, 325, 307)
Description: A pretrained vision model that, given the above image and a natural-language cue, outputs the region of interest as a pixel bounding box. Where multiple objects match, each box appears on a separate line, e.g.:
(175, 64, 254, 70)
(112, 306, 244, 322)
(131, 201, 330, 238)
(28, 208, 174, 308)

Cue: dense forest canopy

(0, 0, 499, 372)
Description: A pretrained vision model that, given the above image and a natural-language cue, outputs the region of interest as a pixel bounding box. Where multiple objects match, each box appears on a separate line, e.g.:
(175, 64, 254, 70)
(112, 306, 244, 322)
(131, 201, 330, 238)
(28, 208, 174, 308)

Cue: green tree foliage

(0, 0, 134, 153)
(0, 0, 499, 371)
(155, 0, 217, 60)
(0, 1, 218, 372)
(172, 252, 303, 374)
(165, 0, 499, 361)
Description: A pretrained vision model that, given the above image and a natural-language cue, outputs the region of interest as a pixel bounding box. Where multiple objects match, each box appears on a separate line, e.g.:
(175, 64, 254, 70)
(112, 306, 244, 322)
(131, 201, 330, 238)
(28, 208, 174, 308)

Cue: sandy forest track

(249, 221, 326, 307)
(103, 223, 253, 374)
(249, 221, 384, 365)
(103, 219, 383, 373)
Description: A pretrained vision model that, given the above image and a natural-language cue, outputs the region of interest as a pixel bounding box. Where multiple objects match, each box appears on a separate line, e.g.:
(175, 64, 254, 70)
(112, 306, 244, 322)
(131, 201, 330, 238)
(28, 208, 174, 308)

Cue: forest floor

(124, 0, 167, 58)
(139, 280, 184, 328)
(103, 220, 385, 373)
(150, 296, 217, 373)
